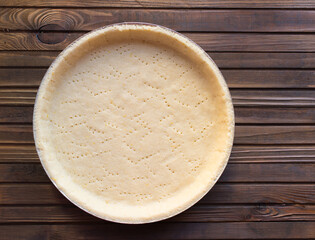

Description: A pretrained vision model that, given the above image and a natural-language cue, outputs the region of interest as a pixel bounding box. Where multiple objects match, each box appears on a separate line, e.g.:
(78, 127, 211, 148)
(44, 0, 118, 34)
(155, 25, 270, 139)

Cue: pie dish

(33, 23, 234, 223)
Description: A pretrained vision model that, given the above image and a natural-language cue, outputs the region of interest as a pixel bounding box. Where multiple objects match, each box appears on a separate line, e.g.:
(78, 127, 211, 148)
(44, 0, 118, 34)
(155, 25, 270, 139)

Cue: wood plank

(1, 89, 315, 107)
(2, 125, 315, 144)
(0, 68, 45, 87)
(0, 163, 48, 183)
(1, 222, 315, 239)
(1, 205, 315, 223)
(0, 51, 58, 67)
(3, 9, 315, 32)
(211, 52, 315, 69)
(0, 106, 33, 123)
(0, 32, 80, 51)
(2, 68, 315, 88)
(1, 163, 314, 183)
(235, 107, 315, 124)
(1, 0, 315, 8)
(1, 183, 315, 204)
(224, 70, 315, 88)
(174, 205, 315, 222)
(230, 145, 315, 163)
(0, 205, 100, 223)
(232, 90, 315, 106)
(0, 184, 68, 204)
(236, 126, 315, 144)
(2, 145, 315, 164)
(0, 89, 37, 105)
(1, 105, 315, 124)
(202, 184, 315, 204)
(57, 161, 315, 182)
(4, 52, 315, 69)
(0, 145, 38, 163)
(4, 32, 315, 52)
(0, 125, 33, 144)
(221, 163, 315, 182)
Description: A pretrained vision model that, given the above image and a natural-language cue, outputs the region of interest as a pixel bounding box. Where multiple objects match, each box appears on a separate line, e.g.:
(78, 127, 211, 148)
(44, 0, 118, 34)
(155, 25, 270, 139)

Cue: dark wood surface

(1, 1, 315, 239)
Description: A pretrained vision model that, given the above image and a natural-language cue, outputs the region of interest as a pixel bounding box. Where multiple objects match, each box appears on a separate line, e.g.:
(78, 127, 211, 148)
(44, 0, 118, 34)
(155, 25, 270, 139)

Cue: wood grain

(2, 125, 315, 144)
(174, 205, 315, 222)
(212, 52, 315, 69)
(0, 89, 37, 105)
(0, 51, 58, 67)
(224, 70, 315, 88)
(235, 107, 315, 124)
(231, 90, 315, 106)
(0, 163, 48, 183)
(4, 32, 315, 52)
(4, 52, 315, 69)
(3, 9, 315, 32)
(202, 184, 315, 204)
(1, 183, 315, 204)
(0, 106, 33, 123)
(235, 126, 315, 144)
(0, 69, 45, 87)
(0, 145, 38, 163)
(1, 1, 315, 236)
(1, 163, 314, 183)
(2, 145, 315, 164)
(1, 89, 315, 107)
(221, 163, 315, 182)
(2, 68, 315, 88)
(0, 32, 80, 51)
(1, 222, 315, 239)
(1, 205, 315, 223)
(0, 125, 33, 144)
(0, 184, 68, 204)
(1, 0, 315, 8)
(230, 145, 315, 163)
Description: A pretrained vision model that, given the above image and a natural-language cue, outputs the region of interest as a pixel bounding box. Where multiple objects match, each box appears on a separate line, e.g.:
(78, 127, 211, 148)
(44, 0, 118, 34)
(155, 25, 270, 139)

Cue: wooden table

(1, 1, 315, 239)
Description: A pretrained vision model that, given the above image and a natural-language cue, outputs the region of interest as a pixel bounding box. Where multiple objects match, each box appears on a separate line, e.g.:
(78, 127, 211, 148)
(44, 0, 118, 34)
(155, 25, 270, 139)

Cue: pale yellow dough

(33, 24, 234, 223)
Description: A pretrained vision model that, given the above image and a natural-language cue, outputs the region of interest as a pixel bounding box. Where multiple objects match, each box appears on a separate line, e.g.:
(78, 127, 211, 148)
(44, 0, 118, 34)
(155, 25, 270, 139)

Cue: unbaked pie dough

(33, 23, 234, 223)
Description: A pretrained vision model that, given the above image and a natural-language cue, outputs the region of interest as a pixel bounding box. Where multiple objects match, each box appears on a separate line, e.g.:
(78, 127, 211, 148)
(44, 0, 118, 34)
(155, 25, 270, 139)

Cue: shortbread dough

(33, 24, 234, 223)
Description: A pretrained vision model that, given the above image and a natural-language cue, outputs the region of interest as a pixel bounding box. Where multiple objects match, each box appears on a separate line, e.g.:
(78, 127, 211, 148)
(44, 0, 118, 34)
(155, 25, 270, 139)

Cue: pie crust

(33, 23, 234, 223)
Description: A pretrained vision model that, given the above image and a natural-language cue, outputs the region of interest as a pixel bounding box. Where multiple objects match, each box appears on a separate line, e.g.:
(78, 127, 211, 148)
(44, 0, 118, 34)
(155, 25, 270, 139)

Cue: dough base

(33, 24, 234, 223)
